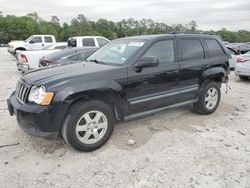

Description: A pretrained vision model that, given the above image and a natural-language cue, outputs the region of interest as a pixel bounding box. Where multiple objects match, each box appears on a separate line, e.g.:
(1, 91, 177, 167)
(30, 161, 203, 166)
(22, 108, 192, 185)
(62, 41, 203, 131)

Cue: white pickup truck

(67, 36, 109, 48)
(16, 42, 67, 72)
(8, 35, 56, 54)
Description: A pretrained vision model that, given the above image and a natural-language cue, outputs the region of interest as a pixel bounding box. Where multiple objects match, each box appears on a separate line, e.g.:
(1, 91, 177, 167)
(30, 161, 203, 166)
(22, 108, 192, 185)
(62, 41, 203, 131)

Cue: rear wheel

(193, 82, 221, 115)
(239, 76, 249, 80)
(62, 100, 115, 152)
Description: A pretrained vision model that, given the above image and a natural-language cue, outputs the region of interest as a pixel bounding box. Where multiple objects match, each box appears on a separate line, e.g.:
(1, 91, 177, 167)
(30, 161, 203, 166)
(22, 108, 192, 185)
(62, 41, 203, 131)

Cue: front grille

(15, 81, 30, 103)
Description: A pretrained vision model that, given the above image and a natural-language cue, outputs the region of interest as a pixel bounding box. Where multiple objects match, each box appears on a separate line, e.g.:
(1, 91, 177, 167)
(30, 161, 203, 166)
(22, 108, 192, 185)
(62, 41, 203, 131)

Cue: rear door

(176, 36, 207, 102)
(43, 36, 54, 49)
(126, 37, 180, 114)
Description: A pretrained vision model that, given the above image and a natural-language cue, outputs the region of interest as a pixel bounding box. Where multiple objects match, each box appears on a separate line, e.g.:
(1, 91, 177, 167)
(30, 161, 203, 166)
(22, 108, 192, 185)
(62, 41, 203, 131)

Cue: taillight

(237, 57, 246, 64)
(20, 54, 28, 63)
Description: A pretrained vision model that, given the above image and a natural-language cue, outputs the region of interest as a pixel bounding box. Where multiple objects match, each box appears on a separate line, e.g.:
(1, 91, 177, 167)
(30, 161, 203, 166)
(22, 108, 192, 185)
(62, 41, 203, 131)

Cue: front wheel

(193, 82, 221, 115)
(62, 100, 115, 152)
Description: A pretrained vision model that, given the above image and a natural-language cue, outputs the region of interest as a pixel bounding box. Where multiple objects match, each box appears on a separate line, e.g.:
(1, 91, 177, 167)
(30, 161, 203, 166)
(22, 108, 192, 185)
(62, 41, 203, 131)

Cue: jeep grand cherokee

(8, 34, 231, 151)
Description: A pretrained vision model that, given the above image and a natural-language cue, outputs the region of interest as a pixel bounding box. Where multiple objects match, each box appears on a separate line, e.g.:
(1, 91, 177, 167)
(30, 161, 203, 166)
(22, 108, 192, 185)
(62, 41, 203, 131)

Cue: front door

(126, 38, 180, 114)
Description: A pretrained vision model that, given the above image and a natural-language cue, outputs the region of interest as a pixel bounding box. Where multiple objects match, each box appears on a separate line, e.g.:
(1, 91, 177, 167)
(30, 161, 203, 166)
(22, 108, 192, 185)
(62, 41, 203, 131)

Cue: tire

(239, 76, 249, 80)
(193, 82, 221, 115)
(62, 100, 115, 152)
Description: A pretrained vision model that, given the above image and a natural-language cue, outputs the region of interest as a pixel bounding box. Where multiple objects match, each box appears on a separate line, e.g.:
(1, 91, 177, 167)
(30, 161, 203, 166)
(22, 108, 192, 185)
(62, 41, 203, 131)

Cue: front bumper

(8, 47, 15, 54)
(7, 92, 69, 140)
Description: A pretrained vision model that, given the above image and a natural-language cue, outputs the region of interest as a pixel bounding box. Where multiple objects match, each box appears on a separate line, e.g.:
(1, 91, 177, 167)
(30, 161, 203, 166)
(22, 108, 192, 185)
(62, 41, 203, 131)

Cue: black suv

(7, 34, 230, 151)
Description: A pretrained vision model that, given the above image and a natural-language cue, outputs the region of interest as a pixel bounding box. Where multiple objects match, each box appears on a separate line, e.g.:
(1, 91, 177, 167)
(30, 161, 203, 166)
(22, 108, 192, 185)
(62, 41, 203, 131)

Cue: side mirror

(135, 56, 159, 69)
(29, 40, 34, 44)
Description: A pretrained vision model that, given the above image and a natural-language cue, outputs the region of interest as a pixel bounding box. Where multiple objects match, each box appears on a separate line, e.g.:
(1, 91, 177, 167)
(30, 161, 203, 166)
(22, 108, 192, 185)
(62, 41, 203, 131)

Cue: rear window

(205, 39, 225, 57)
(180, 39, 204, 61)
(82, 38, 95, 47)
(45, 37, 53, 43)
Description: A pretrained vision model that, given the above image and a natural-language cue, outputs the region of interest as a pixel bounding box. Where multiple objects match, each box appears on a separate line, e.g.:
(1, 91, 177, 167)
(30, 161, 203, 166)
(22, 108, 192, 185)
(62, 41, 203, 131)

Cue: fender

(200, 66, 228, 84)
(52, 80, 129, 119)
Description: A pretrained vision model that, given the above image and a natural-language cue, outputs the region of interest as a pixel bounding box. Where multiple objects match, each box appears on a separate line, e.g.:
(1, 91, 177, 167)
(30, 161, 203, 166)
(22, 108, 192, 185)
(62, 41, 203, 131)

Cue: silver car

(235, 51, 250, 80)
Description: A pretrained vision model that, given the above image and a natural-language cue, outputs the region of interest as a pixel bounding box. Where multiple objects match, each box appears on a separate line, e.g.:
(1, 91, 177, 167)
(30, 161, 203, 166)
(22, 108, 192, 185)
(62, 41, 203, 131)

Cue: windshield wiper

(88, 59, 106, 65)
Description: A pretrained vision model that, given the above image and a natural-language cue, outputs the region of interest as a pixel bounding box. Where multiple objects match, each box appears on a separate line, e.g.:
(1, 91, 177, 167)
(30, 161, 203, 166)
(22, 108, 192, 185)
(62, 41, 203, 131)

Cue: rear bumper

(235, 64, 250, 76)
(7, 92, 70, 140)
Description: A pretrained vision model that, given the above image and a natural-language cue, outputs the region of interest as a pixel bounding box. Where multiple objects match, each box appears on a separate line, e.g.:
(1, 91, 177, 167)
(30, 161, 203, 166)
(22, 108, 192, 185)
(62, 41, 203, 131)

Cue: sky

(0, 0, 250, 31)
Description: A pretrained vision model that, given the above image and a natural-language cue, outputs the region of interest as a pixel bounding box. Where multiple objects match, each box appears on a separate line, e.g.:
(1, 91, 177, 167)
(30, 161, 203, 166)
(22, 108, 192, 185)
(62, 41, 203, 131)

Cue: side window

(68, 39, 77, 47)
(31, 37, 42, 43)
(142, 40, 175, 64)
(97, 38, 108, 47)
(45, 37, 53, 43)
(180, 39, 204, 61)
(205, 39, 225, 57)
(82, 38, 95, 47)
(67, 54, 78, 61)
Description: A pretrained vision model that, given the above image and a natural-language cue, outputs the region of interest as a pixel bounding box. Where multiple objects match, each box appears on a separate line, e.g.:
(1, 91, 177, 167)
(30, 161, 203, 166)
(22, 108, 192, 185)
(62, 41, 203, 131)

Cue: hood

(9, 40, 25, 47)
(21, 62, 118, 87)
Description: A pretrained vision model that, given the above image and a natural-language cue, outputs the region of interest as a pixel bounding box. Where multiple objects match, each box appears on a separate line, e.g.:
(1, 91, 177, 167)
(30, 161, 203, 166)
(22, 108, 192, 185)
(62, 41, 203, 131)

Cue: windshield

(86, 39, 146, 65)
(25, 36, 33, 42)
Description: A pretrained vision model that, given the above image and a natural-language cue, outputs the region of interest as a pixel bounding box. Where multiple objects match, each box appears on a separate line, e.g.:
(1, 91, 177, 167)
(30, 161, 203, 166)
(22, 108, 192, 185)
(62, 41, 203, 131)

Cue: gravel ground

(0, 47, 250, 188)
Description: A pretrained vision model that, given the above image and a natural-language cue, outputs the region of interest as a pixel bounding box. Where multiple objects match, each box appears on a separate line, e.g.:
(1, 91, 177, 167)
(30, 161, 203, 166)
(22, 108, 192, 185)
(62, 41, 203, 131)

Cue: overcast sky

(0, 0, 250, 31)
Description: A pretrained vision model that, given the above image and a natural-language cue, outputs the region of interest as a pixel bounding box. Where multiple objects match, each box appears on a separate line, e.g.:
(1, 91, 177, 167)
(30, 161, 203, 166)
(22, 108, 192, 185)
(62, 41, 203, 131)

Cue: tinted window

(45, 37, 53, 43)
(205, 39, 225, 57)
(143, 40, 174, 64)
(82, 38, 95, 47)
(180, 39, 204, 61)
(97, 38, 108, 47)
(31, 37, 42, 43)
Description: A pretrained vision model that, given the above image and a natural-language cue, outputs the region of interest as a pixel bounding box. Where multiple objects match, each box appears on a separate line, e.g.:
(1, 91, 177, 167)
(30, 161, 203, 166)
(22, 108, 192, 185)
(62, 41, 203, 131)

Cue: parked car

(67, 36, 109, 48)
(235, 51, 250, 80)
(8, 35, 56, 54)
(0, 44, 7, 47)
(7, 34, 230, 152)
(16, 43, 67, 72)
(39, 47, 97, 67)
(227, 47, 240, 69)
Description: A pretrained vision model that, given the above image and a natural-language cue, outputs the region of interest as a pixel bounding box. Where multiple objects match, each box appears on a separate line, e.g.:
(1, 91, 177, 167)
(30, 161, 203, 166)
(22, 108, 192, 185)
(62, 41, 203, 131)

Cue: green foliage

(0, 12, 249, 44)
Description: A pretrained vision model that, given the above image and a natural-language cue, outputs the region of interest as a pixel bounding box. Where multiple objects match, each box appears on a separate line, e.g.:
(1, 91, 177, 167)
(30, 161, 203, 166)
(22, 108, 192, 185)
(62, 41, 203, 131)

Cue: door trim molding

(125, 99, 197, 120)
(128, 85, 199, 105)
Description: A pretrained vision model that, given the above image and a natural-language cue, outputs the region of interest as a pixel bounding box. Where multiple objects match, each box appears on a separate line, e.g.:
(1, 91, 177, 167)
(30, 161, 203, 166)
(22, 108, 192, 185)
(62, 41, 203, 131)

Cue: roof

(117, 33, 217, 41)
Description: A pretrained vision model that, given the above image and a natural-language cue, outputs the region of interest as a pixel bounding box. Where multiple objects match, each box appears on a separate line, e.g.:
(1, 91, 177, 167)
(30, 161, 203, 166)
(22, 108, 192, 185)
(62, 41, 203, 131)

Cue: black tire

(193, 82, 221, 115)
(62, 100, 115, 152)
(239, 76, 249, 80)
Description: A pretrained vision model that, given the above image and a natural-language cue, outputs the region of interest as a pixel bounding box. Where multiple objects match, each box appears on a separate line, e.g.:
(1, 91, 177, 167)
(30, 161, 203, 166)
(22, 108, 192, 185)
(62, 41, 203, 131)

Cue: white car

(16, 43, 67, 72)
(227, 47, 240, 69)
(235, 51, 250, 80)
(8, 35, 56, 54)
(67, 36, 109, 48)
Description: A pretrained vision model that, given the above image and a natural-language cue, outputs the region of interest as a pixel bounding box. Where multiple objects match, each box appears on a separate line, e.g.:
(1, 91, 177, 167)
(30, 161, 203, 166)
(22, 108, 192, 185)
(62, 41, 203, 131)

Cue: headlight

(28, 86, 54, 105)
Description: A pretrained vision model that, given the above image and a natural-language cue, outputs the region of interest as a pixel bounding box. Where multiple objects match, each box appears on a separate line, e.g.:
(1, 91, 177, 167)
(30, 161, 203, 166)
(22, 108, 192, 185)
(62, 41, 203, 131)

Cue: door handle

(42, 44, 44, 46)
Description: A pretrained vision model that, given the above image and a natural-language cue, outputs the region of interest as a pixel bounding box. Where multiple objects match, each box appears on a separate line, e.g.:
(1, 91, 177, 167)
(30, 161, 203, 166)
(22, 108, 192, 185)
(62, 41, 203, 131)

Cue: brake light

(237, 58, 246, 64)
(20, 54, 28, 63)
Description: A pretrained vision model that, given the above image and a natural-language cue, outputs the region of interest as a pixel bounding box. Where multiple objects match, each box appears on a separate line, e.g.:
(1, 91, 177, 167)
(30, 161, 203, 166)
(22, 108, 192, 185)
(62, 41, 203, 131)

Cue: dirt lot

(0, 47, 250, 188)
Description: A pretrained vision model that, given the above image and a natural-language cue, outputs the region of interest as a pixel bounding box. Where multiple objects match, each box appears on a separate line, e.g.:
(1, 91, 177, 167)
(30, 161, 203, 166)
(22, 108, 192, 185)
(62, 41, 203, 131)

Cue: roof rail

(171, 32, 215, 35)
